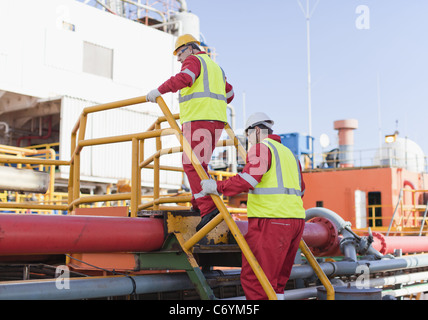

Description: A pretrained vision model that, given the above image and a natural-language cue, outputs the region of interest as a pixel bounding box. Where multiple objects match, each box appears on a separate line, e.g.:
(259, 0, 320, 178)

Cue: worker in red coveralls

(200, 112, 306, 300)
(146, 34, 234, 231)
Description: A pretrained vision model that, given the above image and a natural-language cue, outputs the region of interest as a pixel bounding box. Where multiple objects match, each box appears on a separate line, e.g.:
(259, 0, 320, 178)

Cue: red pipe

(303, 217, 340, 256)
(238, 219, 428, 256)
(1, 214, 427, 257)
(236, 217, 340, 256)
(0, 214, 339, 256)
(0, 214, 164, 255)
(372, 232, 428, 255)
(17, 116, 52, 147)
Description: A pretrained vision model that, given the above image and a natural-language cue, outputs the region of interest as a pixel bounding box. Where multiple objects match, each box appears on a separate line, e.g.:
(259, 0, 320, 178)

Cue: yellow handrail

(154, 96, 278, 300)
(384, 189, 428, 232)
(299, 239, 335, 300)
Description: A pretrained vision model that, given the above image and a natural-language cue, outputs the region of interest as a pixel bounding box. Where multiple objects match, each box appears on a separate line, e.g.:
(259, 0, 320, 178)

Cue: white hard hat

(245, 112, 274, 132)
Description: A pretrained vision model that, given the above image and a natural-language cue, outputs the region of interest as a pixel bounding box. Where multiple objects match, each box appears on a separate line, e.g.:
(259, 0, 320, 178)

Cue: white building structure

(0, 0, 201, 191)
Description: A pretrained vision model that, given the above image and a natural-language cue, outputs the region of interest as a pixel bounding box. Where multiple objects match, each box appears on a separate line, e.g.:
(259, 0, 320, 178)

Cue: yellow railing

(0, 144, 70, 213)
(358, 190, 428, 235)
(366, 204, 393, 229)
(400, 189, 428, 228)
(67, 94, 278, 299)
(308, 148, 428, 172)
(386, 189, 428, 234)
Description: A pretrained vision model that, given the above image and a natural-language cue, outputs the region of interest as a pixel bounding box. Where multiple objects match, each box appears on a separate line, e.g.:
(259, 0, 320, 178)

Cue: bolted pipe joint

(305, 216, 340, 256)
(305, 207, 385, 259)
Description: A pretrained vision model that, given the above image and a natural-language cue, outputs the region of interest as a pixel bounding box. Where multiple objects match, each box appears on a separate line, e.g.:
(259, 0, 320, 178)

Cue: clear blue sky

(185, 0, 428, 161)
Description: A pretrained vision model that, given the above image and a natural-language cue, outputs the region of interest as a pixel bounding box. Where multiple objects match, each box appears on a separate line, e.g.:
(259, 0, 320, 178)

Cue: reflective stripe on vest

(247, 138, 305, 219)
(178, 54, 227, 124)
(238, 172, 259, 188)
(249, 140, 304, 197)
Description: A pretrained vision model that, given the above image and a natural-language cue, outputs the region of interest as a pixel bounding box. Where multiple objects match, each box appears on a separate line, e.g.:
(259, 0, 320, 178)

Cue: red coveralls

(158, 52, 234, 217)
(217, 134, 306, 300)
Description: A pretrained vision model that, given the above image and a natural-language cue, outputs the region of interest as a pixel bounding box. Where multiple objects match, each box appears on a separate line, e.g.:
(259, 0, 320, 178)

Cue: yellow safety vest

(246, 138, 306, 219)
(179, 54, 227, 124)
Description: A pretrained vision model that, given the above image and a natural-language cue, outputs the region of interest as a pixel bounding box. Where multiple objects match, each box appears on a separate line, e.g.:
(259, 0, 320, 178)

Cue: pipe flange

(372, 231, 387, 255)
(307, 217, 340, 256)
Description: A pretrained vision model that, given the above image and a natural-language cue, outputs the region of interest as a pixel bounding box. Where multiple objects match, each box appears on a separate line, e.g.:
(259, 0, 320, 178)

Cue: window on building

(368, 191, 382, 227)
(83, 41, 113, 79)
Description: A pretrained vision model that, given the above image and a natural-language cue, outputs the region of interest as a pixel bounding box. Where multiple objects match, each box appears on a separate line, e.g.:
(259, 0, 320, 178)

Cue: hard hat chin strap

(255, 126, 261, 145)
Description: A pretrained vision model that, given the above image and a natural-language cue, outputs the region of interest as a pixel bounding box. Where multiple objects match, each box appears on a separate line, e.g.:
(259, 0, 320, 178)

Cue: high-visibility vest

(179, 54, 227, 124)
(246, 138, 306, 219)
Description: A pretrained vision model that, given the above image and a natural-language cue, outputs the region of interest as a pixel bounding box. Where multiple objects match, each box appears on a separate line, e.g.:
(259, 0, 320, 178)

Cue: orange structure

(302, 161, 428, 233)
(297, 118, 428, 234)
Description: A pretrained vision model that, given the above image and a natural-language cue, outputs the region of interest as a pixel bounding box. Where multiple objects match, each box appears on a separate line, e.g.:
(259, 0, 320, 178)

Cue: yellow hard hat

(173, 34, 200, 55)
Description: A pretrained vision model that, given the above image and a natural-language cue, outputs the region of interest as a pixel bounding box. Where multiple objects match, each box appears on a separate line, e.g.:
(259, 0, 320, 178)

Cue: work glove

(200, 179, 219, 196)
(146, 89, 161, 102)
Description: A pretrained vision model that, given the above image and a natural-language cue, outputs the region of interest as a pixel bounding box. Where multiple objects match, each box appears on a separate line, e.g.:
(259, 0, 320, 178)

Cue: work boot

(190, 207, 200, 215)
(196, 208, 219, 232)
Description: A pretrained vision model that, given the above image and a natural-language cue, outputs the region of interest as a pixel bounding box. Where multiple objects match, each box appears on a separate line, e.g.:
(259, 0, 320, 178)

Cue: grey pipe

(366, 271, 428, 287)
(387, 188, 403, 236)
(0, 166, 50, 193)
(305, 207, 349, 231)
(4, 254, 427, 300)
(383, 283, 428, 298)
(0, 273, 194, 300)
(288, 254, 428, 282)
(228, 254, 428, 300)
(0, 122, 9, 139)
(283, 271, 428, 300)
(228, 265, 428, 300)
(0, 269, 241, 300)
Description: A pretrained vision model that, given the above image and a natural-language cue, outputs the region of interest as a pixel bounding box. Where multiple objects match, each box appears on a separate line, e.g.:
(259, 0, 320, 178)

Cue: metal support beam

(135, 233, 216, 300)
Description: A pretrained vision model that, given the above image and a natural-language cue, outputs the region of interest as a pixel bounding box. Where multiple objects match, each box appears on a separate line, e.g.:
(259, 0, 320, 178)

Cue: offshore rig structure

(0, 95, 427, 300)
